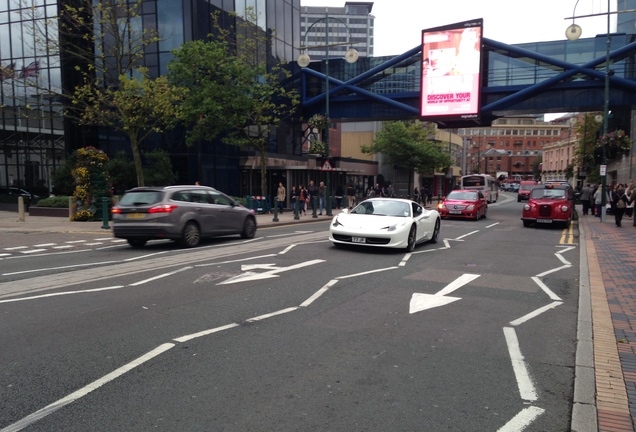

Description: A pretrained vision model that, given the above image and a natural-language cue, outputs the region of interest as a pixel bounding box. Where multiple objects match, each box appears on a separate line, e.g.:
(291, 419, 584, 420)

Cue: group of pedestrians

(580, 181, 635, 227)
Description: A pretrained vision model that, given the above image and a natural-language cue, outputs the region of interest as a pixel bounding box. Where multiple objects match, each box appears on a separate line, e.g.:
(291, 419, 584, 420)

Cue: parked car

(517, 180, 539, 202)
(111, 185, 257, 248)
(0, 187, 40, 208)
(329, 198, 441, 251)
(521, 184, 574, 228)
(437, 189, 487, 220)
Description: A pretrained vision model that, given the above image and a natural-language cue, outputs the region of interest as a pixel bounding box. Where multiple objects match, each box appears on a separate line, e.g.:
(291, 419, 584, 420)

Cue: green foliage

(106, 151, 137, 194)
(36, 196, 71, 208)
(363, 120, 452, 174)
(143, 149, 177, 186)
(70, 146, 110, 221)
(167, 9, 298, 196)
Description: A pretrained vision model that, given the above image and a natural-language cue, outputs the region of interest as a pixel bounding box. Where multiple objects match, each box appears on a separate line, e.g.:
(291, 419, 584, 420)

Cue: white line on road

(455, 230, 479, 240)
(300, 280, 339, 307)
(486, 222, 500, 228)
(531, 276, 563, 301)
(3, 246, 28, 250)
(34, 243, 56, 247)
(129, 266, 193, 286)
(509, 301, 563, 326)
(399, 253, 412, 267)
(497, 406, 545, 432)
(0, 286, 125, 304)
(246, 307, 299, 322)
(2, 260, 120, 276)
(336, 266, 398, 280)
(173, 323, 240, 343)
(19, 249, 47, 254)
(503, 327, 538, 402)
(0, 343, 175, 432)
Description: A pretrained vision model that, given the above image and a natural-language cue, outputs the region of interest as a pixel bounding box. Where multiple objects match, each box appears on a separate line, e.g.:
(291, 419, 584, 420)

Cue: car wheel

(405, 225, 416, 252)
(181, 221, 201, 247)
(240, 217, 257, 239)
(429, 218, 440, 244)
(523, 220, 532, 227)
(474, 209, 480, 221)
(482, 208, 487, 219)
(127, 239, 147, 248)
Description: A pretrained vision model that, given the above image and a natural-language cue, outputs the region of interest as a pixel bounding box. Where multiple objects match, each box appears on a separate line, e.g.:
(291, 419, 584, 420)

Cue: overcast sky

(300, 0, 619, 56)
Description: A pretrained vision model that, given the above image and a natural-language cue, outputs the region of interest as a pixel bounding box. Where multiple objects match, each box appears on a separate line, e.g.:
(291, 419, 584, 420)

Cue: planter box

(29, 206, 70, 218)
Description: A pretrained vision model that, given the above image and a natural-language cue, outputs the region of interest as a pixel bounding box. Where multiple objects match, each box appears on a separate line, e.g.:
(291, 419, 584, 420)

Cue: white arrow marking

(218, 259, 325, 285)
(409, 273, 480, 314)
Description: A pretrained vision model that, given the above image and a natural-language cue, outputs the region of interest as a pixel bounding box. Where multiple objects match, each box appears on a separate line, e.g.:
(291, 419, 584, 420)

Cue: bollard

(18, 196, 25, 222)
(312, 196, 318, 218)
(294, 199, 300, 220)
(272, 199, 279, 222)
(101, 197, 111, 229)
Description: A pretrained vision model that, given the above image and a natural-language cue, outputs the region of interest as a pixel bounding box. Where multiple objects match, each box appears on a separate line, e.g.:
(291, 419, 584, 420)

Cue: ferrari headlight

(385, 219, 407, 232)
(332, 216, 343, 227)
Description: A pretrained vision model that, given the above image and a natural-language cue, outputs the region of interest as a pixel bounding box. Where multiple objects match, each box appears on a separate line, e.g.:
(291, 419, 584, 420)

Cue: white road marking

(2, 261, 119, 276)
(486, 222, 500, 228)
(497, 406, 545, 432)
(218, 259, 325, 284)
(246, 307, 298, 322)
(300, 280, 339, 307)
(509, 301, 563, 326)
(0, 286, 126, 304)
(0, 343, 175, 432)
(503, 327, 538, 401)
(455, 230, 479, 240)
(129, 267, 192, 286)
(399, 253, 412, 267)
(174, 323, 240, 343)
(195, 254, 277, 267)
(65, 240, 87, 244)
(123, 251, 169, 261)
(3, 246, 28, 250)
(531, 276, 562, 301)
(409, 274, 480, 314)
(34, 243, 56, 247)
(336, 266, 398, 280)
(19, 249, 47, 254)
(52, 245, 73, 250)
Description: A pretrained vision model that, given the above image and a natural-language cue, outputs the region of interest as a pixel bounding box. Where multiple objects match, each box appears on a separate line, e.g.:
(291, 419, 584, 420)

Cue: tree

(574, 113, 602, 183)
(25, 0, 181, 187)
(362, 120, 451, 194)
(73, 68, 183, 186)
(168, 11, 298, 196)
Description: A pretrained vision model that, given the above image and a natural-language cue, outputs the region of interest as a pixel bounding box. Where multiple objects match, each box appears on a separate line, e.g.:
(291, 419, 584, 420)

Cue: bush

(36, 196, 71, 208)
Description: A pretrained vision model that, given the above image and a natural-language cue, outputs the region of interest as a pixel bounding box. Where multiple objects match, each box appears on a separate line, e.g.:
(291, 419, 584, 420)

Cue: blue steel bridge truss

(295, 34, 636, 128)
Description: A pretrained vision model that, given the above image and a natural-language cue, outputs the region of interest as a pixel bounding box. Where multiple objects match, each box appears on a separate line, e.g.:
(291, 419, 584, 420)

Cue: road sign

(321, 160, 333, 171)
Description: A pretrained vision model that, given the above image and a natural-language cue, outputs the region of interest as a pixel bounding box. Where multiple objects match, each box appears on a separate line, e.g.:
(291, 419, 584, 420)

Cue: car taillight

(111, 207, 122, 214)
(148, 204, 178, 213)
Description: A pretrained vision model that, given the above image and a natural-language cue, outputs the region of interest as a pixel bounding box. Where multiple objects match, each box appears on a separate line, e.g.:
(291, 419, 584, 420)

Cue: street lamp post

(566, 0, 612, 222)
(297, 14, 359, 217)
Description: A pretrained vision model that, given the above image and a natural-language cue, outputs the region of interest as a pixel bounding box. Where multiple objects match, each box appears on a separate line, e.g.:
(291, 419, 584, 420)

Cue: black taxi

(521, 183, 574, 228)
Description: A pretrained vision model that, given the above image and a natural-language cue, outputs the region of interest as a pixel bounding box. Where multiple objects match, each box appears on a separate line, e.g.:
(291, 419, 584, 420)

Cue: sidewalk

(578, 210, 636, 432)
(0, 207, 340, 234)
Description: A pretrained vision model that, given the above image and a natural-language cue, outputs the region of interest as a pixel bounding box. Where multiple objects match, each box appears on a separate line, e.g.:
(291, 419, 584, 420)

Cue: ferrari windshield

(351, 200, 412, 217)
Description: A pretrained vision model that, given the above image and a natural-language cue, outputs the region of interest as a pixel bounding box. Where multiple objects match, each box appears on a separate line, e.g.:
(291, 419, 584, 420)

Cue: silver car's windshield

(352, 200, 412, 217)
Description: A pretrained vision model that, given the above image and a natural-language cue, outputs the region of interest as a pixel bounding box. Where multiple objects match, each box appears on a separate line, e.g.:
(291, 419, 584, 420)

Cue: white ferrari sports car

(329, 198, 441, 251)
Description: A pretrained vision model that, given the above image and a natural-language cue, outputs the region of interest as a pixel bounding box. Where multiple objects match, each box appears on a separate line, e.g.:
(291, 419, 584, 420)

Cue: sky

(300, 0, 619, 57)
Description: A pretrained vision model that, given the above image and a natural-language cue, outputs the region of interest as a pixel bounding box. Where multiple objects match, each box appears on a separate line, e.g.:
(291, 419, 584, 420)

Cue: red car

(521, 184, 574, 227)
(438, 189, 487, 220)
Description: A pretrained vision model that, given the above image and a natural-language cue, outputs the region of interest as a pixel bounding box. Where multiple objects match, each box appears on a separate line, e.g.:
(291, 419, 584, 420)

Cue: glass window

(157, 0, 184, 52)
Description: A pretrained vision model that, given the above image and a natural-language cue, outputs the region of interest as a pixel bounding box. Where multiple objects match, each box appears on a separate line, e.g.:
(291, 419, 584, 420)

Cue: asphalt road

(0, 195, 580, 431)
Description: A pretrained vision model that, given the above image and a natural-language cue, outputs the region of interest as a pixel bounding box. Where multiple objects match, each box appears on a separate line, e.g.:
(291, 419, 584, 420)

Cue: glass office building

(0, 0, 301, 196)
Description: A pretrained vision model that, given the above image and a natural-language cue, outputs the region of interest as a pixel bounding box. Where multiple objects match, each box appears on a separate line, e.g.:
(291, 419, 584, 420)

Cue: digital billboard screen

(420, 19, 483, 122)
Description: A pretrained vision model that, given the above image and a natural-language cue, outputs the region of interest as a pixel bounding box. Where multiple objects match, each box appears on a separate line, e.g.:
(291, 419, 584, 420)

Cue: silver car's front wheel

(240, 217, 257, 239)
(181, 221, 201, 247)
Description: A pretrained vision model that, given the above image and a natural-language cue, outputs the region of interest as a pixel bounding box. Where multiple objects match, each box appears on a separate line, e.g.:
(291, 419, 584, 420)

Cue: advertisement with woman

(420, 19, 483, 121)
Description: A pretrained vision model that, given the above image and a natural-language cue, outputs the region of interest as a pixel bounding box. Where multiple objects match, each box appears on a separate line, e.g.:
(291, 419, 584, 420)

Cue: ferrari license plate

(537, 218, 552, 223)
(126, 213, 145, 219)
(352, 237, 366, 243)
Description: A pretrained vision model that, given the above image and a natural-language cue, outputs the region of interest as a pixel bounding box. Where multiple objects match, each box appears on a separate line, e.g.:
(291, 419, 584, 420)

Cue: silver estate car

(112, 185, 257, 248)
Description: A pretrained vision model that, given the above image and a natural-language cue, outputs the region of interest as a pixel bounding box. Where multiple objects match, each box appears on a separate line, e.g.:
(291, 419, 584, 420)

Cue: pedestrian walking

(308, 180, 318, 214)
(318, 181, 326, 215)
(290, 185, 298, 215)
(335, 184, 344, 209)
(612, 184, 628, 227)
(276, 182, 286, 214)
(346, 183, 356, 210)
(580, 183, 592, 215)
